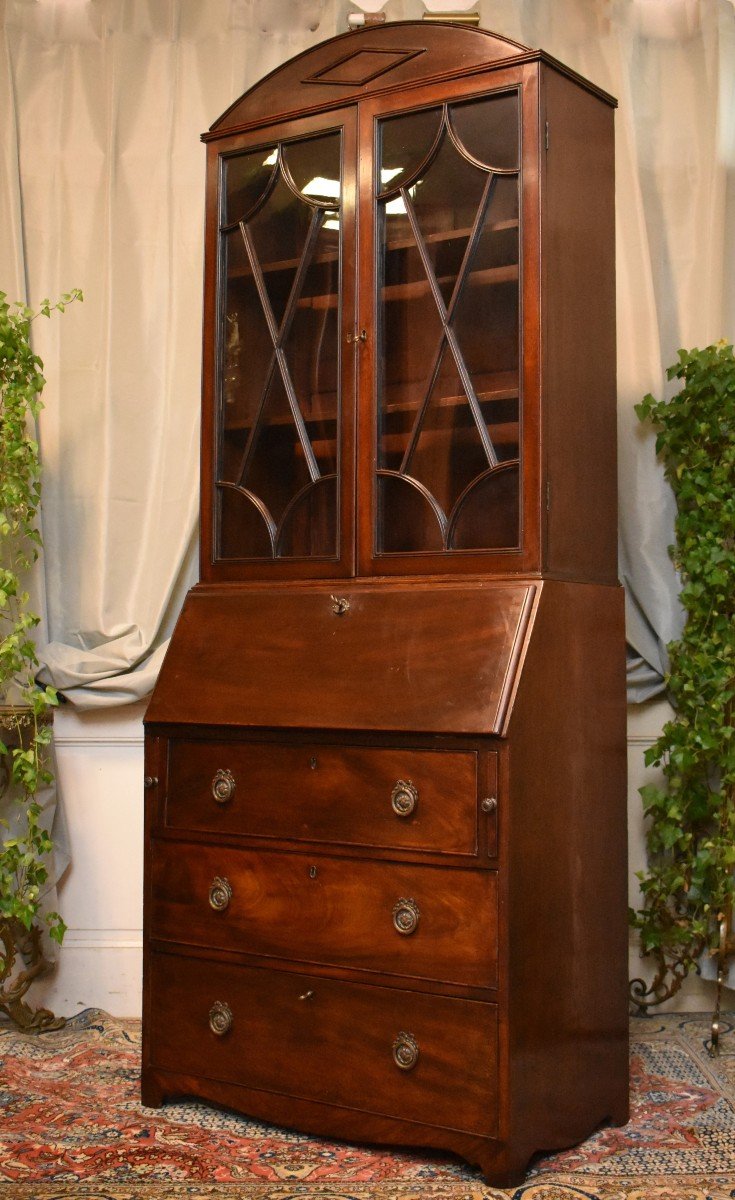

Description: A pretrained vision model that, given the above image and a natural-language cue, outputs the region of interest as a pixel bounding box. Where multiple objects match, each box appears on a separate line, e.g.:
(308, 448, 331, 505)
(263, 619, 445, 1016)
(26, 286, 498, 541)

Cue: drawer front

(165, 741, 479, 855)
(149, 842, 497, 988)
(148, 951, 498, 1136)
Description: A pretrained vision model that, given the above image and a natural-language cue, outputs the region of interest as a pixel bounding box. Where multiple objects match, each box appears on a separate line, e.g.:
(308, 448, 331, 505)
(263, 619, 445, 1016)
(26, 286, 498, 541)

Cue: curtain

(0, 0, 733, 708)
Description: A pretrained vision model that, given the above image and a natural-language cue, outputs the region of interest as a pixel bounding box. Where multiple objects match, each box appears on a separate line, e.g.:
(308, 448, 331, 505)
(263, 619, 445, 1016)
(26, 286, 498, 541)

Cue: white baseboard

(33, 701, 734, 1018)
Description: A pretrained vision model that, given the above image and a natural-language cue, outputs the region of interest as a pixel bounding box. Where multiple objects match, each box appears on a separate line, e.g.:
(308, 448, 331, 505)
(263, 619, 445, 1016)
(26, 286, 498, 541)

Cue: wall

(33, 699, 732, 1019)
(34, 703, 146, 1019)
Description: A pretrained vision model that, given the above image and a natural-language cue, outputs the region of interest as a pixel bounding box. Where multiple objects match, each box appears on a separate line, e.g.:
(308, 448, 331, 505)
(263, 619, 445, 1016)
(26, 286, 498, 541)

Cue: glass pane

(449, 92, 519, 172)
(377, 474, 444, 554)
(284, 218, 340, 479)
(283, 132, 341, 204)
(219, 228, 274, 477)
(375, 97, 521, 556)
(219, 487, 273, 560)
(225, 147, 277, 225)
(379, 106, 442, 195)
(409, 130, 488, 308)
(239, 371, 312, 525)
(215, 132, 342, 562)
(278, 477, 337, 558)
(247, 173, 315, 329)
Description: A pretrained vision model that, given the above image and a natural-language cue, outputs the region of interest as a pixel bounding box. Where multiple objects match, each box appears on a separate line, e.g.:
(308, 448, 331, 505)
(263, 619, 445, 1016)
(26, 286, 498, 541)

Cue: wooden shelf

(382, 219, 518, 256)
(383, 371, 518, 417)
(222, 377, 518, 435)
(379, 423, 519, 455)
(293, 263, 518, 312)
(293, 421, 519, 461)
(225, 220, 519, 282)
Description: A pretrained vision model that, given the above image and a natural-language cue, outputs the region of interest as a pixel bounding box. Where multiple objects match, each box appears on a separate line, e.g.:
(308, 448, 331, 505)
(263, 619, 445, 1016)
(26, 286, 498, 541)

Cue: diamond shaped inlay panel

(305, 47, 424, 88)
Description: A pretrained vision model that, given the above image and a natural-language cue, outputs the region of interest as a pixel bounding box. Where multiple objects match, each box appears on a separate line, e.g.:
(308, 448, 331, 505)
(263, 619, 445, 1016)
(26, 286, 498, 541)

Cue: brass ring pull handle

(208, 1000, 233, 1036)
(392, 1031, 419, 1071)
(392, 897, 420, 936)
(212, 768, 235, 804)
(208, 875, 233, 912)
(391, 780, 418, 817)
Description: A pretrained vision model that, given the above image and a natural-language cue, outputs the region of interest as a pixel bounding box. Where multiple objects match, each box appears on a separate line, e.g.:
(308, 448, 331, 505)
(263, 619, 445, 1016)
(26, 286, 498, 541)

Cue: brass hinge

(546, 480, 551, 511)
(545, 121, 550, 151)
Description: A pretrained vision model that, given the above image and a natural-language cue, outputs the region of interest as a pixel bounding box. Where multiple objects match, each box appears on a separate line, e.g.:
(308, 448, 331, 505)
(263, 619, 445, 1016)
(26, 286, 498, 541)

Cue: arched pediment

(207, 21, 532, 137)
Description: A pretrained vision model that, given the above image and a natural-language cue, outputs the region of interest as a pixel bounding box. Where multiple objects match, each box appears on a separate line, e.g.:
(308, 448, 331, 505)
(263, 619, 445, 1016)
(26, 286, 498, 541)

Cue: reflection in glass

(216, 131, 342, 562)
(225, 148, 277, 225)
(378, 106, 442, 195)
(449, 92, 519, 171)
(375, 92, 521, 555)
(284, 132, 341, 199)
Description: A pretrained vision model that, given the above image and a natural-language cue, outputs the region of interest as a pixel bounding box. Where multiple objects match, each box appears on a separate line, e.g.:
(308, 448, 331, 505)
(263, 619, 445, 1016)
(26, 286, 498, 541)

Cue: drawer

(148, 951, 499, 1136)
(165, 740, 480, 856)
(149, 842, 497, 988)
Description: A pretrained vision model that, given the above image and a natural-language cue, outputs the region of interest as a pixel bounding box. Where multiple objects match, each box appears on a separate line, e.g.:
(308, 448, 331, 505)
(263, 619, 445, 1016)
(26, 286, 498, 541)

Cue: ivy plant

(630, 342, 735, 1010)
(0, 289, 82, 950)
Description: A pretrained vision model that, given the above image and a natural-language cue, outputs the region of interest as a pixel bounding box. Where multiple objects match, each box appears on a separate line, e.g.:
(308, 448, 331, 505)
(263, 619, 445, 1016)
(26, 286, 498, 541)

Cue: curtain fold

(0, 0, 733, 708)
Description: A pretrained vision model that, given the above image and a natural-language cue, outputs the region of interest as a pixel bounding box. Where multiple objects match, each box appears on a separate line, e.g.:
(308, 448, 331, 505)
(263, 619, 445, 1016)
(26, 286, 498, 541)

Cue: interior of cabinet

(374, 90, 521, 556)
(217, 130, 344, 562)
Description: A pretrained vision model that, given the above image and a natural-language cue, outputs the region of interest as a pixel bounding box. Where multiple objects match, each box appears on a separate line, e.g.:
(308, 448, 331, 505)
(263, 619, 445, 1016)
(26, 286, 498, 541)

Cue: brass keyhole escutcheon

(212, 768, 235, 804)
(330, 595, 350, 616)
(391, 780, 418, 818)
(208, 875, 233, 912)
(392, 1031, 419, 1071)
(208, 1000, 233, 1036)
(392, 897, 420, 936)
(309, 865, 318, 879)
(346, 328, 367, 344)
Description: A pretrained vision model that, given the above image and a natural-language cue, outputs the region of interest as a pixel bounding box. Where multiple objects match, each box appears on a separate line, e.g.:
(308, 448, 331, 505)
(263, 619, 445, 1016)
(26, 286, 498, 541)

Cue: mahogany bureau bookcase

(141, 20, 629, 1185)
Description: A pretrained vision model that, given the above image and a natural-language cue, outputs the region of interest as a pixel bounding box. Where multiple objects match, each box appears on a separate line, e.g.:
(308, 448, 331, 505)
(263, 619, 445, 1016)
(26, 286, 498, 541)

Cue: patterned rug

(1, 1009, 734, 1199)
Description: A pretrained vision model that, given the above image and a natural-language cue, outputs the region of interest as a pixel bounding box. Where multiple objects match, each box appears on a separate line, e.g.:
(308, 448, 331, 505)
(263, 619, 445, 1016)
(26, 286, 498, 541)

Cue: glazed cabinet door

(357, 65, 541, 576)
(201, 110, 358, 580)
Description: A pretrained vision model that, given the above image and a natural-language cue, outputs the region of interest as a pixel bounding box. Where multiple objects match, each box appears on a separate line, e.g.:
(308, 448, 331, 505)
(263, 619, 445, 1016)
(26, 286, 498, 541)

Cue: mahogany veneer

(143, 21, 628, 1185)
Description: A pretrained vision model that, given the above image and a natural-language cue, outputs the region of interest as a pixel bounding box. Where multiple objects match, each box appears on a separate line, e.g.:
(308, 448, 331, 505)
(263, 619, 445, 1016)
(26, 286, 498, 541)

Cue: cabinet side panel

(541, 68, 617, 583)
(505, 581, 629, 1155)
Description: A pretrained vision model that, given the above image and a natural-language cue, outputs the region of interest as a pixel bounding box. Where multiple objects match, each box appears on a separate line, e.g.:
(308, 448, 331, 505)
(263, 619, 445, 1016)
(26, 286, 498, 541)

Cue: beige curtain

(1, 0, 733, 707)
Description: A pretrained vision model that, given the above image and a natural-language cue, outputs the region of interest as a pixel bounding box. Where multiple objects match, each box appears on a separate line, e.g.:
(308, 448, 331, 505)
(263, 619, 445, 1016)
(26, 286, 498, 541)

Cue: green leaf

(633, 340, 735, 1002)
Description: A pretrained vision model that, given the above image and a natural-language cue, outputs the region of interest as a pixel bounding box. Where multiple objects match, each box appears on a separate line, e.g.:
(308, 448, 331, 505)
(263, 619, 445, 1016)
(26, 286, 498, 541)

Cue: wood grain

(149, 841, 498, 988)
(166, 739, 480, 855)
